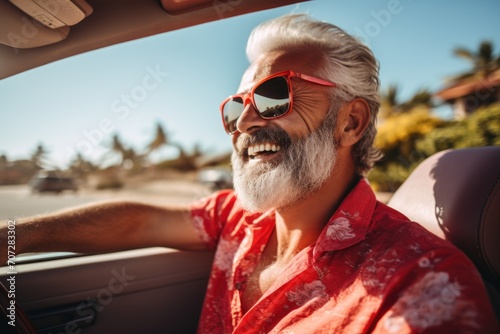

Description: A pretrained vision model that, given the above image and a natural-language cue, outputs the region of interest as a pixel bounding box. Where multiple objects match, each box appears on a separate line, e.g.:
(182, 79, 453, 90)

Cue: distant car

(30, 172, 78, 193)
(197, 168, 233, 191)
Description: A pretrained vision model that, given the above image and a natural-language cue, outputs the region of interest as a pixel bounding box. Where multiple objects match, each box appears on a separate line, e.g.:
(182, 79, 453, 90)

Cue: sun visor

(0, 2, 69, 49)
(9, 0, 93, 28)
(0, 0, 92, 49)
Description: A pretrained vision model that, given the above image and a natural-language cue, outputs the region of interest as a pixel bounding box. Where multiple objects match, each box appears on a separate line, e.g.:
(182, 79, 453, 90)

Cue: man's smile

(234, 126, 292, 164)
(247, 143, 282, 159)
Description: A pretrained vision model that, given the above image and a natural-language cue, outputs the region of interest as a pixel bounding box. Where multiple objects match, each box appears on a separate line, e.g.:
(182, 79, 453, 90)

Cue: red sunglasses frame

(219, 70, 336, 134)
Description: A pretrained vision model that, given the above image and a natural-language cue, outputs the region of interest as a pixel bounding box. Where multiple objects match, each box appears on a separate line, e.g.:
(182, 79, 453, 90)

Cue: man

(1, 15, 498, 333)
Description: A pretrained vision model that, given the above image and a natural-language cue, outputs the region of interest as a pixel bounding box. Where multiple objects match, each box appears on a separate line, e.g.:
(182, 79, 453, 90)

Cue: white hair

(246, 14, 382, 174)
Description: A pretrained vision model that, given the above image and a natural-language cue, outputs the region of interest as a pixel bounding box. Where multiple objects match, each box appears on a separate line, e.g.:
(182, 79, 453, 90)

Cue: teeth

(247, 143, 282, 157)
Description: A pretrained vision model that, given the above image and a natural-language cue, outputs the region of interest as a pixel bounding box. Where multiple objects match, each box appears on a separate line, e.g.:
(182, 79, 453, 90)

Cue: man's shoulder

(372, 200, 410, 223)
(369, 201, 462, 255)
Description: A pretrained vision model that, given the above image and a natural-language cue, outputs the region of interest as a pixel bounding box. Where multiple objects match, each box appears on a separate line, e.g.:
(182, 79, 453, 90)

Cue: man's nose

(235, 98, 268, 134)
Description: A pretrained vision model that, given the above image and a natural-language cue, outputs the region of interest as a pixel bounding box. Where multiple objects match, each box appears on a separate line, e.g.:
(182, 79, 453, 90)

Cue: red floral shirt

(190, 179, 498, 333)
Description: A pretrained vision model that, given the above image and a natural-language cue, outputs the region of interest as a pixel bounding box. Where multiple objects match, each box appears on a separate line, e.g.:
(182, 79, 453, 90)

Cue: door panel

(1, 248, 214, 333)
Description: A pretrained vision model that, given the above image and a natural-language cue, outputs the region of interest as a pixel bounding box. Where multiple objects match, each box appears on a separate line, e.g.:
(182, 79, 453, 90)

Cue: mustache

(235, 127, 292, 156)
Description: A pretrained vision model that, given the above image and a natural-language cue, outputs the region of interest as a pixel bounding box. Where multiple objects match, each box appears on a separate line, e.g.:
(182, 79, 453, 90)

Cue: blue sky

(1, 0, 499, 169)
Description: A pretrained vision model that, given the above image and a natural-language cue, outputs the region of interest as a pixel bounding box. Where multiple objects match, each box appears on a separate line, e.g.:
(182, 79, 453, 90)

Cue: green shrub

(416, 103, 500, 155)
(370, 103, 500, 192)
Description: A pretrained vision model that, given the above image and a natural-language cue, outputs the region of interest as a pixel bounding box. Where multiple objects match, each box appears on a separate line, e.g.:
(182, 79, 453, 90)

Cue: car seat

(387, 146, 500, 320)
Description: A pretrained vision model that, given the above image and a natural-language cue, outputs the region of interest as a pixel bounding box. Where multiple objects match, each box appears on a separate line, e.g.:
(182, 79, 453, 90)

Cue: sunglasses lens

(222, 96, 244, 134)
(221, 75, 291, 134)
(254, 76, 290, 118)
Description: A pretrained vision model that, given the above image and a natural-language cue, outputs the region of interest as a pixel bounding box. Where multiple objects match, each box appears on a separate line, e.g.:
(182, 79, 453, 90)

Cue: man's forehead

(237, 62, 271, 93)
(237, 48, 324, 93)
(237, 51, 285, 93)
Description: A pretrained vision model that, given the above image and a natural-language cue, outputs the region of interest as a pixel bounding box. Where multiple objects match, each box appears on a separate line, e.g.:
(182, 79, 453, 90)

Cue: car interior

(388, 146, 500, 320)
(1, 0, 499, 333)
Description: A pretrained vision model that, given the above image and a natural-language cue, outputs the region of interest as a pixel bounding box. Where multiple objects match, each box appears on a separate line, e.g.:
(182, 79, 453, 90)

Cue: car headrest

(387, 146, 500, 291)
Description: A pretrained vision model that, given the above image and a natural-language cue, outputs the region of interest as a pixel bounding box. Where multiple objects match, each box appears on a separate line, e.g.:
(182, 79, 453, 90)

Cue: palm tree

(145, 122, 194, 166)
(122, 147, 145, 170)
(106, 134, 145, 170)
(451, 41, 500, 81)
(110, 133, 127, 159)
(400, 88, 433, 112)
(103, 133, 130, 167)
(30, 143, 50, 169)
(146, 122, 169, 154)
(379, 85, 433, 119)
(68, 153, 97, 182)
(379, 84, 400, 119)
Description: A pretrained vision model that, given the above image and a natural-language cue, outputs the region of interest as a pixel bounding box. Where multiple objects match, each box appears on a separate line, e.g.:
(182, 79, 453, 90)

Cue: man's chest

(241, 259, 287, 314)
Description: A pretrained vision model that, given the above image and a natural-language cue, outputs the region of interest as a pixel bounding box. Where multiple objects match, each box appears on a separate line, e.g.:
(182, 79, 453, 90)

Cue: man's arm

(0, 200, 208, 263)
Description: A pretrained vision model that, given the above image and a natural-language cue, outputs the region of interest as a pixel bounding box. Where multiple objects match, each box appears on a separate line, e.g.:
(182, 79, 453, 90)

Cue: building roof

(435, 70, 500, 101)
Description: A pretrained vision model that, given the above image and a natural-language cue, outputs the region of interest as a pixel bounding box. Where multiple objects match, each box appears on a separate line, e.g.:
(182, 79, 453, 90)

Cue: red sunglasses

(219, 70, 336, 134)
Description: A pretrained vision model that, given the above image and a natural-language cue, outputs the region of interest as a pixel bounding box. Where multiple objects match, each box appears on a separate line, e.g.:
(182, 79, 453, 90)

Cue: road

(0, 181, 212, 220)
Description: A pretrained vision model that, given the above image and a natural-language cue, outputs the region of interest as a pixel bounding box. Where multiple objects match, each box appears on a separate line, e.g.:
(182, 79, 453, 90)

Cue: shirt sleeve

(189, 189, 239, 250)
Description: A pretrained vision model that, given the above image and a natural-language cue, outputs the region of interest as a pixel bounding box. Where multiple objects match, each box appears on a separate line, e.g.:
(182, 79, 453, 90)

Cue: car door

(1, 249, 214, 333)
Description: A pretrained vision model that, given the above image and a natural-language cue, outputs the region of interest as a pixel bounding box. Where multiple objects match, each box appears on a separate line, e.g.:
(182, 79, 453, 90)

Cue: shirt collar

(313, 178, 377, 258)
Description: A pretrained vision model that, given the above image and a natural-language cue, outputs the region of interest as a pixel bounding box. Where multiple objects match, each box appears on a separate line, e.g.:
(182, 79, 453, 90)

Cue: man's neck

(272, 167, 358, 263)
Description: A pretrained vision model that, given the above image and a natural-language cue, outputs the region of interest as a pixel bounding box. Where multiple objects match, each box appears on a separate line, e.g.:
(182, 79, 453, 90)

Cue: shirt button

(235, 282, 243, 290)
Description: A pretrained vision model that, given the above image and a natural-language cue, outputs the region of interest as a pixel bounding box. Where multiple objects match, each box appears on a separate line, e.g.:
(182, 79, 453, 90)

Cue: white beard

(231, 114, 337, 212)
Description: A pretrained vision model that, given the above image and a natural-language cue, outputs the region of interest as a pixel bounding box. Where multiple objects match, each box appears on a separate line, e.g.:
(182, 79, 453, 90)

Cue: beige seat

(387, 146, 500, 320)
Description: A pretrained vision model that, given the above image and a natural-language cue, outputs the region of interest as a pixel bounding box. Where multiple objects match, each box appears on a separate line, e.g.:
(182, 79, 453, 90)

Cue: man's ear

(337, 98, 370, 148)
